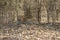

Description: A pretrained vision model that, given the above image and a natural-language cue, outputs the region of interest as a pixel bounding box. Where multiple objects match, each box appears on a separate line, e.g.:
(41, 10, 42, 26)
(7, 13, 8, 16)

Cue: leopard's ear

(0, 1, 7, 8)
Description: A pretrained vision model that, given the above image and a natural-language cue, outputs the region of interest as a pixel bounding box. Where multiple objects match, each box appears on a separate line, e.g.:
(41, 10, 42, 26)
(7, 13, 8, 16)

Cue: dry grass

(0, 24, 60, 40)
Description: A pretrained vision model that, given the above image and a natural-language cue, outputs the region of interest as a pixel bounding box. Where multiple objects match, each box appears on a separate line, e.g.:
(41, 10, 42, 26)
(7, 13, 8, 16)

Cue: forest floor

(0, 24, 60, 40)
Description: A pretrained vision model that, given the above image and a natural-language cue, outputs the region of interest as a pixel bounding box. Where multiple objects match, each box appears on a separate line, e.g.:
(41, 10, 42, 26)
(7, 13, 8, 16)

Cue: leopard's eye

(4, 2, 7, 6)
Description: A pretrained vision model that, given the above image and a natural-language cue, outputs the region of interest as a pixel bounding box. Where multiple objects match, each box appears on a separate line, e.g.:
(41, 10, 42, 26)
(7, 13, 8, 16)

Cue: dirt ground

(0, 24, 60, 40)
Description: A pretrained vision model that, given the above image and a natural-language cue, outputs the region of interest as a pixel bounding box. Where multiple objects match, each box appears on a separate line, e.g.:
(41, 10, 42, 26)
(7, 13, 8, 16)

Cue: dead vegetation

(0, 24, 60, 40)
